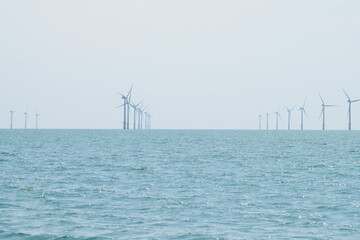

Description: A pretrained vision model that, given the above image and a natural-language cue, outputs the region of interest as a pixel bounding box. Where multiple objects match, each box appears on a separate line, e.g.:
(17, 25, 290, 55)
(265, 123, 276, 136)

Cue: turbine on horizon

(138, 105, 148, 129)
(35, 113, 40, 129)
(266, 112, 269, 130)
(144, 112, 152, 129)
(258, 114, 264, 130)
(284, 105, 296, 130)
(319, 94, 337, 130)
(24, 111, 29, 129)
(130, 100, 143, 129)
(273, 107, 282, 130)
(9, 110, 15, 129)
(342, 88, 360, 130)
(117, 86, 132, 129)
(298, 99, 308, 131)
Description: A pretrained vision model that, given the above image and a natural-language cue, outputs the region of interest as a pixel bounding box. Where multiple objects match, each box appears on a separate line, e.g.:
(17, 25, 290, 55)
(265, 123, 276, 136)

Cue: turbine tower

(130, 101, 143, 129)
(298, 99, 308, 131)
(24, 112, 29, 129)
(126, 88, 132, 129)
(266, 112, 269, 130)
(117, 86, 132, 129)
(319, 94, 336, 130)
(144, 112, 152, 129)
(342, 88, 360, 130)
(284, 105, 296, 130)
(35, 113, 40, 129)
(273, 107, 282, 130)
(138, 106, 148, 129)
(9, 110, 15, 129)
(258, 114, 263, 130)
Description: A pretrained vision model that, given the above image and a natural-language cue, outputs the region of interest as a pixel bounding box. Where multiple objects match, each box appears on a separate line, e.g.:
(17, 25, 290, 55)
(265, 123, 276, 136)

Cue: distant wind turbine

(266, 112, 269, 130)
(342, 88, 360, 130)
(117, 86, 132, 129)
(130, 101, 143, 129)
(145, 112, 152, 129)
(258, 114, 263, 130)
(273, 107, 282, 130)
(9, 110, 15, 129)
(24, 111, 29, 129)
(319, 94, 337, 130)
(35, 113, 40, 129)
(298, 99, 308, 131)
(284, 105, 296, 130)
(139, 105, 148, 129)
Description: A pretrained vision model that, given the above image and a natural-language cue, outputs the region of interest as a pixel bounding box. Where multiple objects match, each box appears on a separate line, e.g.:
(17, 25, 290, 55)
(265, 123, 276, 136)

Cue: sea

(0, 130, 359, 240)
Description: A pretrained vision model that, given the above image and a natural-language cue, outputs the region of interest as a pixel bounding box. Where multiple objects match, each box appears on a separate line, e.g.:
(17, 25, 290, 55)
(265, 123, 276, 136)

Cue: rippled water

(1, 130, 360, 239)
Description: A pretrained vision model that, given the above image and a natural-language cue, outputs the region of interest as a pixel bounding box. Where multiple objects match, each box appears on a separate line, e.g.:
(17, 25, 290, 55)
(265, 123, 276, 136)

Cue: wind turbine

(126, 88, 132, 129)
(24, 111, 29, 129)
(147, 113, 152, 129)
(284, 105, 296, 130)
(266, 112, 269, 130)
(319, 94, 337, 130)
(117, 86, 132, 129)
(130, 101, 143, 129)
(139, 105, 148, 129)
(258, 114, 263, 130)
(342, 88, 360, 130)
(35, 113, 40, 129)
(298, 99, 308, 131)
(273, 107, 282, 130)
(144, 112, 152, 129)
(9, 110, 15, 129)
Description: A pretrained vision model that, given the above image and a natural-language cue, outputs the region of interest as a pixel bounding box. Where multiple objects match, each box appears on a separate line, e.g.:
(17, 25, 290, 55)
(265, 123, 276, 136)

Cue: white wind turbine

(342, 88, 360, 130)
(9, 110, 15, 129)
(130, 100, 143, 129)
(298, 99, 308, 131)
(273, 107, 282, 130)
(266, 112, 269, 130)
(35, 113, 40, 129)
(139, 105, 148, 129)
(144, 112, 152, 129)
(319, 94, 337, 130)
(117, 86, 132, 129)
(24, 111, 29, 129)
(284, 105, 296, 130)
(258, 114, 264, 130)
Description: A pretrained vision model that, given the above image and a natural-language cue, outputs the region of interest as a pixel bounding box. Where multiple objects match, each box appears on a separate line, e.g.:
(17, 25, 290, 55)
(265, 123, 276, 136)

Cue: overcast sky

(1, 0, 360, 130)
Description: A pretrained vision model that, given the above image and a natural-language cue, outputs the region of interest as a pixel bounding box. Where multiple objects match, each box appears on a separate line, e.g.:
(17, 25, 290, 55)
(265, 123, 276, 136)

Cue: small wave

(0, 151, 18, 157)
(130, 166, 148, 171)
(0, 231, 105, 240)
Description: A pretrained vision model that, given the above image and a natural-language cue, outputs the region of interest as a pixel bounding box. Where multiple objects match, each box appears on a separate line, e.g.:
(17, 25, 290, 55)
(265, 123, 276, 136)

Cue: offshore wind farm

(3, 87, 360, 130)
(1, 1, 360, 239)
(258, 89, 360, 131)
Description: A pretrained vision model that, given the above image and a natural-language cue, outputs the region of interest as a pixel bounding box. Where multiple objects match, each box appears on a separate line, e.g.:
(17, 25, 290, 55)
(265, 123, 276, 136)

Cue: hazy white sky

(1, 0, 360, 129)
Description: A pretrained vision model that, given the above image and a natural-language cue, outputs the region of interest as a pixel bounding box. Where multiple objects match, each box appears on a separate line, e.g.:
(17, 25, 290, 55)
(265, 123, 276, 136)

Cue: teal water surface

(0, 130, 359, 239)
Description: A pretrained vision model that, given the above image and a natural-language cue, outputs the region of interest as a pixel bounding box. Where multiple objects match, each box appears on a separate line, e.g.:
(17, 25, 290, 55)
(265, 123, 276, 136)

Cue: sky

(1, 0, 360, 130)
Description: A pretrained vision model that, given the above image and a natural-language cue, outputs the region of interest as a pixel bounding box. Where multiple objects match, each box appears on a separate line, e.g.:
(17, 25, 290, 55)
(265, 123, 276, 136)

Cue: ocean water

(0, 130, 359, 240)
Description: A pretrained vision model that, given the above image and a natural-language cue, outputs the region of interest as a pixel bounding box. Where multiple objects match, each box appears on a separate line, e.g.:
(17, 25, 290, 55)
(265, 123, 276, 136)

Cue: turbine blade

(116, 104, 125, 108)
(136, 100, 144, 107)
(319, 93, 325, 104)
(325, 105, 337, 107)
(342, 88, 351, 101)
(290, 105, 296, 111)
(304, 110, 309, 118)
(352, 99, 360, 103)
(319, 109, 323, 119)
